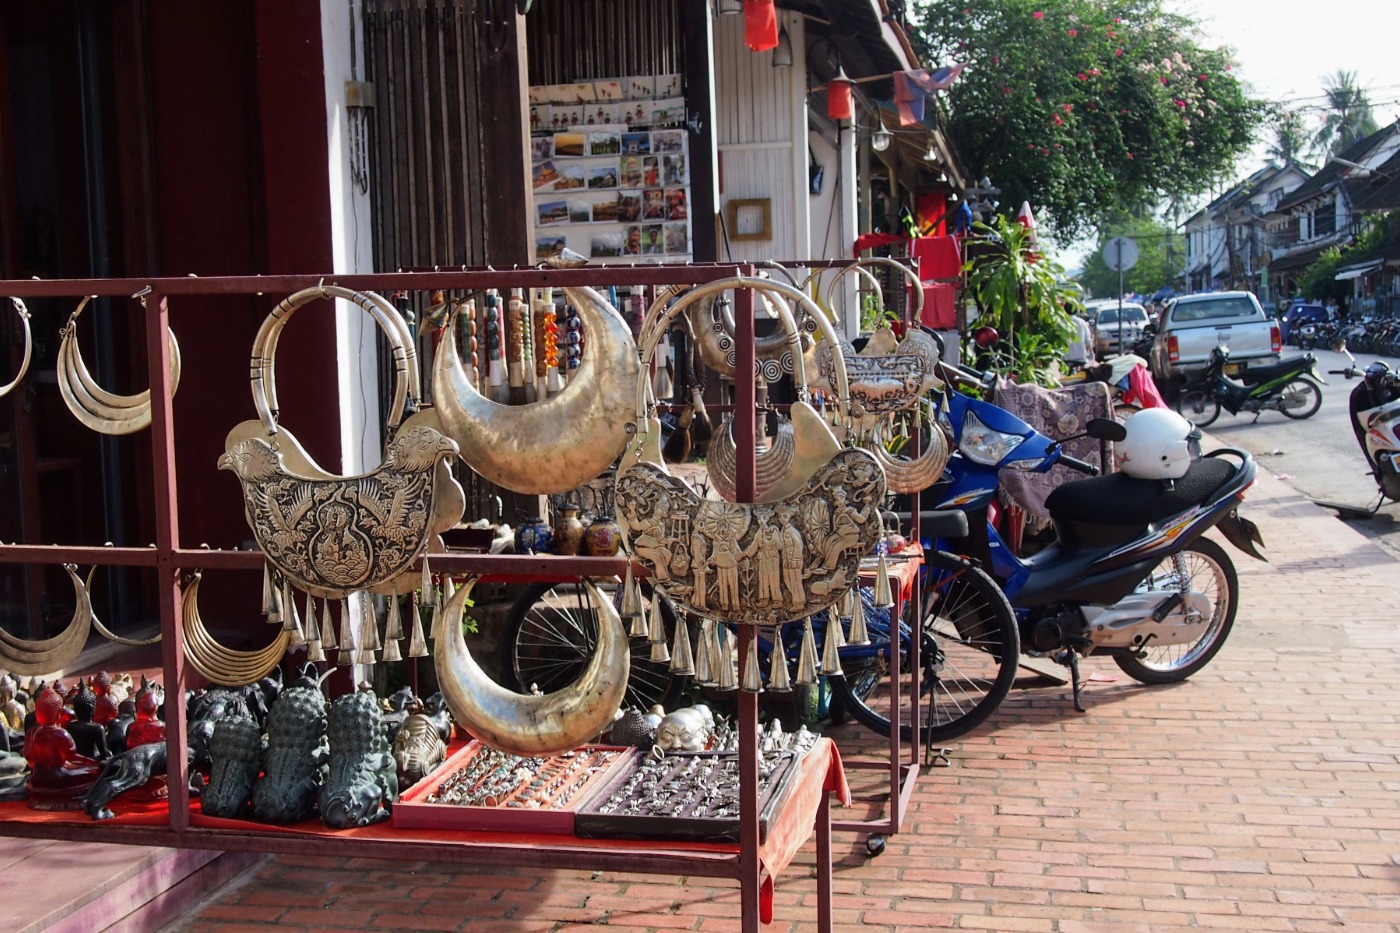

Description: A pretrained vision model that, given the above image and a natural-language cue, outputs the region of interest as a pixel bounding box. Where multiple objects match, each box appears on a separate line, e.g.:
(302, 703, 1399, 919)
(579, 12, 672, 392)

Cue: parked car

(1091, 302, 1149, 356)
(1149, 291, 1281, 390)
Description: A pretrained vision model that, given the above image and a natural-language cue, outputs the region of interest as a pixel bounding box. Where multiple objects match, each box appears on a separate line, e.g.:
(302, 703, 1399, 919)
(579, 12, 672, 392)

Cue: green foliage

(1297, 213, 1393, 303)
(964, 214, 1078, 384)
(910, 0, 1268, 239)
(1267, 107, 1313, 169)
(1077, 213, 1183, 297)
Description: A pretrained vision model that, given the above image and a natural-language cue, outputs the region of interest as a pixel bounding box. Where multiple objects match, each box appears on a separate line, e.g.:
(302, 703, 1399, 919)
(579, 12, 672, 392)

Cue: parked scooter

(926, 372, 1266, 713)
(1329, 348, 1400, 511)
(1173, 345, 1324, 427)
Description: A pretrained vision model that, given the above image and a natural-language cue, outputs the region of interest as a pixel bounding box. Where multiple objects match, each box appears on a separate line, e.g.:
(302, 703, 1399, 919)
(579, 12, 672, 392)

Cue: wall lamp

(772, 25, 793, 67)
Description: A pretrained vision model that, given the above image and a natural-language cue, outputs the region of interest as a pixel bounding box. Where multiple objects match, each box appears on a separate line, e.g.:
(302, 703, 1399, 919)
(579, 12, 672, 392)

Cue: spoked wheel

(1174, 387, 1221, 427)
(831, 551, 1019, 743)
(507, 580, 687, 711)
(1112, 538, 1237, 684)
(1277, 377, 1323, 419)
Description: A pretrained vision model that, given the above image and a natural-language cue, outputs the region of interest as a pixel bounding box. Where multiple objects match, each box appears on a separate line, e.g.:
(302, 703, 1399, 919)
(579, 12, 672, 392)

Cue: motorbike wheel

(1112, 538, 1237, 684)
(833, 551, 1020, 743)
(1277, 377, 1322, 420)
(1174, 388, 1221, 427)
(506, 580, 689, 713)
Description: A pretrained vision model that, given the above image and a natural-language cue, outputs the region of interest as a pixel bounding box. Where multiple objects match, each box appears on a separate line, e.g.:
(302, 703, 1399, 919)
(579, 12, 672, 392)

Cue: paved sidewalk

(160, 465, 1400, 933)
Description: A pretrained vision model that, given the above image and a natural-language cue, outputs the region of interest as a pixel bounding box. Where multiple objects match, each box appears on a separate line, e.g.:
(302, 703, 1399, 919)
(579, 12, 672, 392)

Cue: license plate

(1224, 363, 1242, 376)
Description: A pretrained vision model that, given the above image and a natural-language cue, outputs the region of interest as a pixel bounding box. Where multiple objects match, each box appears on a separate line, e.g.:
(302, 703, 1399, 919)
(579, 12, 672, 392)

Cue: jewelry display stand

(0, 266, 848, 932)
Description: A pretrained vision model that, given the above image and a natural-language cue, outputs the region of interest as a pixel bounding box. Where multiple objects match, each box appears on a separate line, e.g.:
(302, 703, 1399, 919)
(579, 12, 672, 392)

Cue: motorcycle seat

(1234, 355, 1313, 384)
(1045, 456, 1236, 532)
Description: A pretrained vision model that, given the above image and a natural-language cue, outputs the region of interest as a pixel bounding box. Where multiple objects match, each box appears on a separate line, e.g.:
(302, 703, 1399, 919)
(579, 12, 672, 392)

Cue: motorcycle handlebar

(1058, 454, 1100, 476)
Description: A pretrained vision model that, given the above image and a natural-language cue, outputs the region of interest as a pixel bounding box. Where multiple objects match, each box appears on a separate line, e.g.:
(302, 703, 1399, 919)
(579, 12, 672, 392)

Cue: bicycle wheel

(831, 550, 1019, 743)
(507, 579, 687, 712)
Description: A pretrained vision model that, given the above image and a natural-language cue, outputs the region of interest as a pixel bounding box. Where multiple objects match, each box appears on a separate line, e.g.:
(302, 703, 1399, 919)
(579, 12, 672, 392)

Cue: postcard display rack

(0, 266, 845, 933)
(529, 74, 693, 265)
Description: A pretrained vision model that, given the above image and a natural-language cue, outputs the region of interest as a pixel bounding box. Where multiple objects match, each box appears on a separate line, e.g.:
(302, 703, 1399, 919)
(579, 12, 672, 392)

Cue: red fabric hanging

(744, 0, 778, 51)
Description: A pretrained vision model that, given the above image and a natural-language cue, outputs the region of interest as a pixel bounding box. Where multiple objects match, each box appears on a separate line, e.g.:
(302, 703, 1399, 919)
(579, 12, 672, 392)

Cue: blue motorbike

(922, 370, 1266, 712)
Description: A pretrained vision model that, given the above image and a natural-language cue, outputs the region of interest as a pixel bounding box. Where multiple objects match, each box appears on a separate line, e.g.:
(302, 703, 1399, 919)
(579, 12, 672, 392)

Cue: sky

(1056, 0, 1400, 270)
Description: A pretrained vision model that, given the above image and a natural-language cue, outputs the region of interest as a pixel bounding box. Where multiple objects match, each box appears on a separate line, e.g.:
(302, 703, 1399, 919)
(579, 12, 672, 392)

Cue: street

(1179, 346, 1400, 558)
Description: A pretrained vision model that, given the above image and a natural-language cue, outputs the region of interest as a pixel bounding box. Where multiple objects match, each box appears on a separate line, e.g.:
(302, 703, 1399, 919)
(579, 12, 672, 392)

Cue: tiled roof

(1277, 122, 1399, 212)
(1349, 149, 1400, 214)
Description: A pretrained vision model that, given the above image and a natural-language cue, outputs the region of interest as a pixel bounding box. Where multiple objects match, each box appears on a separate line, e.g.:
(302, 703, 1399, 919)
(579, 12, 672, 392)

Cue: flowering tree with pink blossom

(911, 0, 1265, 238)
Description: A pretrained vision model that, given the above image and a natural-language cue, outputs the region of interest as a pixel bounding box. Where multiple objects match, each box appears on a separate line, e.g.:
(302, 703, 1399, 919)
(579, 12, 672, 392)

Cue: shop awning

(1335, 259, 1385, 281)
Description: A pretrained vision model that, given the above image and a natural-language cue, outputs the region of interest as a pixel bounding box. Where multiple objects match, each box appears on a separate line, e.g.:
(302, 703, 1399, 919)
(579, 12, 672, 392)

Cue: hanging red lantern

(827, 65, 853, 121)
(743, 0, 778, 52)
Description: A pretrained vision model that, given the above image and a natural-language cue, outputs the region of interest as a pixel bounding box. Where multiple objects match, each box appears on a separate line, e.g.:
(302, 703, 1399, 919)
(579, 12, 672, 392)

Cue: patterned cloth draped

(992, 379, 1115, 519)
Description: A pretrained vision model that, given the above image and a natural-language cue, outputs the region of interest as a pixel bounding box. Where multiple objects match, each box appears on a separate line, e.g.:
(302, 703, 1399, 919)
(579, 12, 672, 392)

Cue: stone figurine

(320, 691, 397, 829)
(202, 717, 265, 819)
(24, 687, 100, 810)
(251, 686, 329, 824)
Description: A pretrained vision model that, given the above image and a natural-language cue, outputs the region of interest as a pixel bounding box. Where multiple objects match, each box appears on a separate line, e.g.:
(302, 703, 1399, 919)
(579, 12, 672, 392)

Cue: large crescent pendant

(57, 313, 182, 435)
(180, 571, 290, 687)
(614, 447, 886, 626)
(432, 286, 641, 494)
(0, 297, 32, 399)
(0, 564, 94, 675)
(435, 576, 629, 756)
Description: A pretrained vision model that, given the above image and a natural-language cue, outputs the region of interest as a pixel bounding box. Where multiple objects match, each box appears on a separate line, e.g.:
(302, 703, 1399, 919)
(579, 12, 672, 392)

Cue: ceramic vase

(553, 505, 586, 556)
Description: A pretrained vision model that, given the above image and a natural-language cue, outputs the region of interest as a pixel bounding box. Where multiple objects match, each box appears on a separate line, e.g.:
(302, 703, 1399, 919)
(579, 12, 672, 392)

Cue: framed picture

(656, 73, 683, 98)
(594, 80, 624, 101)
(726, 198, 772, 242)
(589, 132, 622, 156)
(665, 188, 688, 221)
(537, 200, 569, 227)
(623, 225, 643, 256)
(664, 223, 689, 255)
(531, 160, 560, 191)
(662, 153, 688, 187)
(642, 224, 664, 256)
(554, 163, 588, 191)
(591, 232, 624, 258)
(584, 104, 618, 127)
(642, 188, 666, 221)
(528, 105, 552, 135)
(568, 199, 593, 224)
(625, 75, 655, 99)
(554, 132, 586, 158)
(620, 156, 644, 189)
(617, 190, 642, 223)
(648, 97, 686, 127)
(621, 132, 651, 155)
(530, 135, 555, 162)
(536, 234, 568, 261)
(591, 195, 621, 223)
(652, 129, 685, 154)
(588, 164, 620, 190)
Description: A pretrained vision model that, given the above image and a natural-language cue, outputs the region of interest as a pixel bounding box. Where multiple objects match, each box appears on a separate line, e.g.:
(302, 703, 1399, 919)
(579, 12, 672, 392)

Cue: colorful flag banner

(894, 63, 966, 125)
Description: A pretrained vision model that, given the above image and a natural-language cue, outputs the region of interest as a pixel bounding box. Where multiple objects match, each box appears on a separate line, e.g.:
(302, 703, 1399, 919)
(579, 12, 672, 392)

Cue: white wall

(320, 0, 379, 475)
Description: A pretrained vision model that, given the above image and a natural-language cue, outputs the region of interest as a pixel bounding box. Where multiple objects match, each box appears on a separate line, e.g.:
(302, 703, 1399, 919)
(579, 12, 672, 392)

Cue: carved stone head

(654, 706, 712, 753)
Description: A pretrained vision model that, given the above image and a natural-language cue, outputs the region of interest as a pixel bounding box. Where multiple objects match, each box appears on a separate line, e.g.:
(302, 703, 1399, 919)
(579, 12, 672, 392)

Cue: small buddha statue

(106, 699, 137, 756)
(91, 672, 119, 725)
(24, 687, 101, 811)
(125, 690, 165, 749)
(65, 682, 110, 761)
(0, 677, 24, 732)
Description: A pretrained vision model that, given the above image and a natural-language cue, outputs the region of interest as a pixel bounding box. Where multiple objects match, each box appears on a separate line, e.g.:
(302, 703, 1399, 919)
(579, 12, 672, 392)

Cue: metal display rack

(0, 265, 849, 932)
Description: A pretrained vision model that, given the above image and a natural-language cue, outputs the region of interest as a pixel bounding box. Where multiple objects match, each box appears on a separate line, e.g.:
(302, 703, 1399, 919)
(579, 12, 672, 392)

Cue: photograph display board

(529, 74, 692, 264)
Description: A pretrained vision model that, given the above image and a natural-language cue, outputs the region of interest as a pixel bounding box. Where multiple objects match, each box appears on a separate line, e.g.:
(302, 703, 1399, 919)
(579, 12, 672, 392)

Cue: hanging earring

(668, 616, 694, 675)
(740, 629, 763, 693)
(795, 617, 819, 686)
(848, 589, 871, 646)
(767, 627, 792, 692)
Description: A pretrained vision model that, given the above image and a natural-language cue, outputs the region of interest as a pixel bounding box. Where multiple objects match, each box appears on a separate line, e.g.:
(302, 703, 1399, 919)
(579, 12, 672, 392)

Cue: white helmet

(1116, 408, 1198, 480)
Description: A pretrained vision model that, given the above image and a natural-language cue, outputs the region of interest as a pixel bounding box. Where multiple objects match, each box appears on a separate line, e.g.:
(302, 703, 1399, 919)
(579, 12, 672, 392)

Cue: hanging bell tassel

(707, 619, 726, 686)
(716, 627, 738, 691)
(281, 581, 301, 634)
(821, 613, 845, 677)
(267, 578, 284, 625)
(848, 589, 871, 646)
(336, 597, 356, 665)
(304, 597, 321, 644)
(647, 596, 666, 644)
(621, 563, 642, 621)
(384, 594, 404, 641)
(873, 552, 895, 609)
(768, 628, 792, 692)
(305, 638, 326, 664)
(828, 608, 847, 649)
(407, 593, 429, 658)
(382, 636, 403, 663)
(838, 587, 855, 620)
(649, 637, 671, 664)
(795, 617, 819, 686)
(668, 616, 694, 675)
(363, 594, 383, 650)
(693, 619, 714, 684)
(262, 563, 278, 617)
(420, 556, 435, 608)
(320, 598, 337, 650)
(740, 628, 764, 693)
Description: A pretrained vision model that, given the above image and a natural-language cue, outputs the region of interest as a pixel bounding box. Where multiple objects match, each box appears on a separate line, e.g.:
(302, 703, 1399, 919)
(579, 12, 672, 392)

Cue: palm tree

(1268, 107, 1313, 169)
(1313, 70, 1379, 156)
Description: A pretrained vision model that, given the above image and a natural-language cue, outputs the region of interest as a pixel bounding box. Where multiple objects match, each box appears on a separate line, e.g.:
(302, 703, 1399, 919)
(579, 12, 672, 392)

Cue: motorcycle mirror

(1086, 418, 1128, 442)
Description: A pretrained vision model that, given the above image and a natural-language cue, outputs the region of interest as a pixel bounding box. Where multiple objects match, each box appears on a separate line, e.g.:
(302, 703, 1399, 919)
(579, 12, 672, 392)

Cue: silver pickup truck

(1149, 291, 1281, 389)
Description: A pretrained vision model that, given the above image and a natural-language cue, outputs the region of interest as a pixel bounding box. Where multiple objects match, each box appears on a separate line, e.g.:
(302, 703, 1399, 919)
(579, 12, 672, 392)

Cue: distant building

(1181, 162, 1309, 301)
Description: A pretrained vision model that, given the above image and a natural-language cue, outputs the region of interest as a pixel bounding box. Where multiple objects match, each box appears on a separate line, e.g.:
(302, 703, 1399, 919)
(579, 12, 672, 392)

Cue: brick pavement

(161, 465, 1400, 933)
